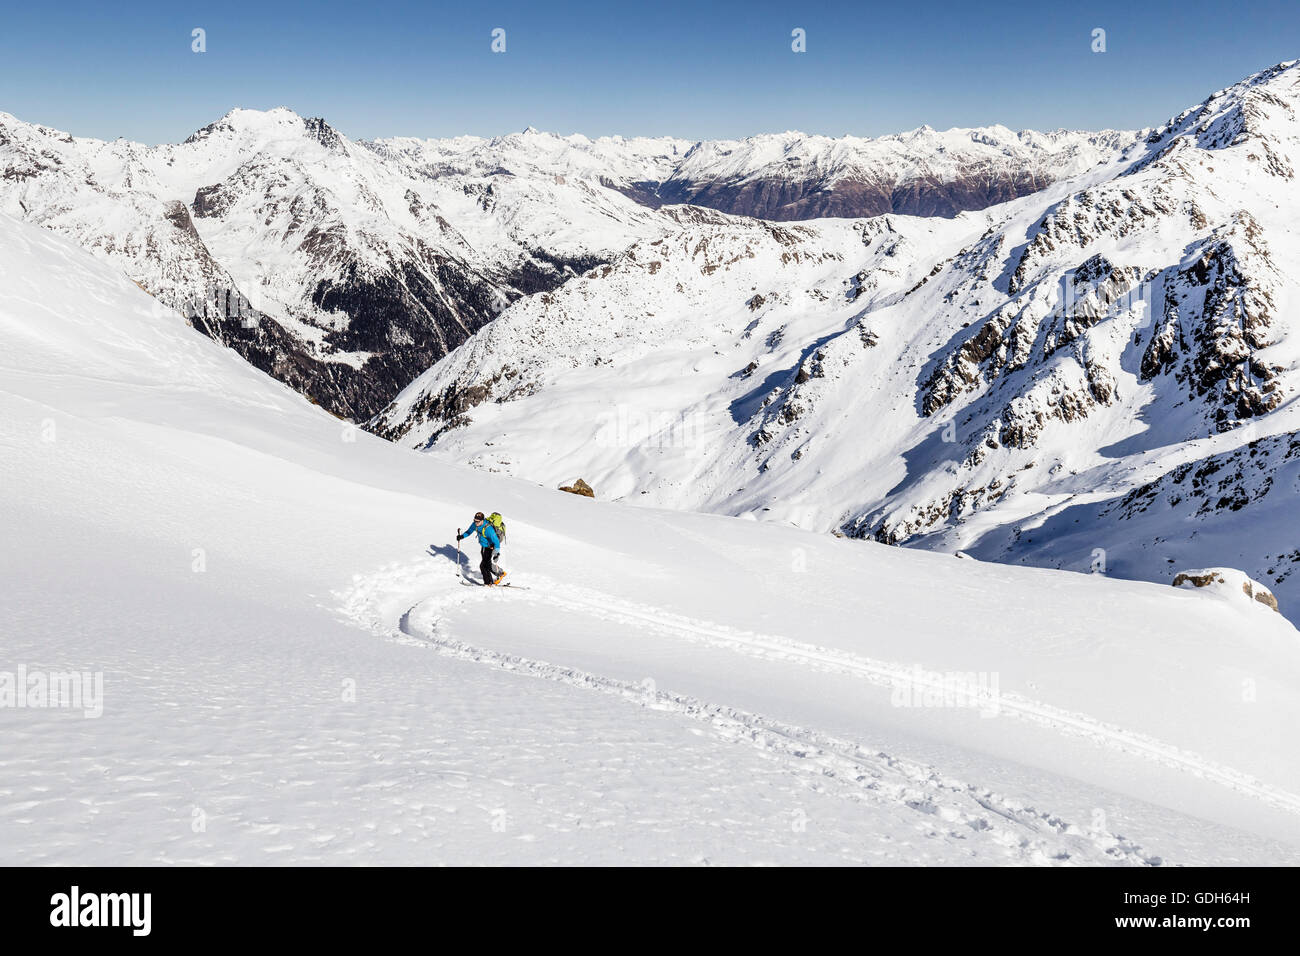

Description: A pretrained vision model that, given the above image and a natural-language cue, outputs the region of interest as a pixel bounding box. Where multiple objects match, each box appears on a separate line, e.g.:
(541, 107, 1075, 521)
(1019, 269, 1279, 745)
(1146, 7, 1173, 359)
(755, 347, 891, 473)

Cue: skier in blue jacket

(457, 512, 506, 585)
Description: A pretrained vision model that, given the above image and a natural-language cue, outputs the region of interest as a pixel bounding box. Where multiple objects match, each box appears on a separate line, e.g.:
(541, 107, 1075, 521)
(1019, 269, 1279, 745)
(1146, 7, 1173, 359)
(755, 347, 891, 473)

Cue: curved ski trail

(509, 576, 1300, 817)
(336, 560, 1300, 866)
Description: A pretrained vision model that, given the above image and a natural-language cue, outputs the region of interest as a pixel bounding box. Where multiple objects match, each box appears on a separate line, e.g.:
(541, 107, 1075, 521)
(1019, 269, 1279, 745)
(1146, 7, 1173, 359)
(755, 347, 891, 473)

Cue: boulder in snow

(559, 478, 595, 498)
(1172, 568, 1280, 613)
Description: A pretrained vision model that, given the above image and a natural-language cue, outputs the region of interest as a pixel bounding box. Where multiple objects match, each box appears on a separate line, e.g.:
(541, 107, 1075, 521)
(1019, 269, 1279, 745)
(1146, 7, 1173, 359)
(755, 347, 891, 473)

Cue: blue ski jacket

(462, 520, 500, 550)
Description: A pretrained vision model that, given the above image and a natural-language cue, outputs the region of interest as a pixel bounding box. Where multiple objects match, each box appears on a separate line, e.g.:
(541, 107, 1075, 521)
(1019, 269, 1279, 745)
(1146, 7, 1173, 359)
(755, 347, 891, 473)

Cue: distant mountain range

(0, 108, 1131, 419)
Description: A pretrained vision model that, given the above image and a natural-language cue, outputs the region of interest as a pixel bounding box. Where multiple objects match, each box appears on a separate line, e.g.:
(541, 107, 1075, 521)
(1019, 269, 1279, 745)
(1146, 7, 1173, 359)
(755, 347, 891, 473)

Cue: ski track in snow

(521, 583, 1300, 817)
(337, 558, 1296, 865)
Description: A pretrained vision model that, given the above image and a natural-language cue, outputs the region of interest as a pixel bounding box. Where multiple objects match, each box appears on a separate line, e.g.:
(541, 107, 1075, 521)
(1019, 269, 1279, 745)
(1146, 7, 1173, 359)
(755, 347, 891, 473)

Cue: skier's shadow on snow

(427, 543, 466, 566)
(426, 541, 478, 580)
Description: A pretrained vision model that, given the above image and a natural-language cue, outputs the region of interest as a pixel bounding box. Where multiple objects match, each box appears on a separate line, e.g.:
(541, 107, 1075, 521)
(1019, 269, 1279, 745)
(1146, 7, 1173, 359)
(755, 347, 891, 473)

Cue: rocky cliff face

(814, 64, 1296, 551)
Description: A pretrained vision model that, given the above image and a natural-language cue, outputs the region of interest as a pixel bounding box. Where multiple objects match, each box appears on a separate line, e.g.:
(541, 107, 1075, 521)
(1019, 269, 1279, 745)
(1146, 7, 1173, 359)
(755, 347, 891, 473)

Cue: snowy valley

(379, 61, 1300, 623)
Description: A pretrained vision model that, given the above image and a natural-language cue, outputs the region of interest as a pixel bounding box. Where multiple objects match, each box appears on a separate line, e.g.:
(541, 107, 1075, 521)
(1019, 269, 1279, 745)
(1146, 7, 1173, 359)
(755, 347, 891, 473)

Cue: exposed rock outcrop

(1173, 568, 1280, 613)
(559, 479, 595, 498)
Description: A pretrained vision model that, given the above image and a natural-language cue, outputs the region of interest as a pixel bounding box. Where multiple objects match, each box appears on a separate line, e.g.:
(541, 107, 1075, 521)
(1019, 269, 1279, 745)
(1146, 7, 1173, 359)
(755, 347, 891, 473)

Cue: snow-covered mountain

(373, 124, 1137, 220)
(0, 108, 1131, 419)
(5, 208, 1300, 865)
(652, 126, 1137, 219)
(0, 108, 660, 419)
(377, 60, 1300, 619)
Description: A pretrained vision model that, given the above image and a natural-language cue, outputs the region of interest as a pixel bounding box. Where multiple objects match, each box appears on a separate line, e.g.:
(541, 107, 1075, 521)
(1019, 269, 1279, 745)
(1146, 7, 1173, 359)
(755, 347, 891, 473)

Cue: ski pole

(456, 529, 463, 581)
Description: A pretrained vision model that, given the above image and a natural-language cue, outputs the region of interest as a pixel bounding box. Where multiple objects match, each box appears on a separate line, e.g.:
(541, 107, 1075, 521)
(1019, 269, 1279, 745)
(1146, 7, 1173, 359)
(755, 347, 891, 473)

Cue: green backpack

(487, 512, 506, 543)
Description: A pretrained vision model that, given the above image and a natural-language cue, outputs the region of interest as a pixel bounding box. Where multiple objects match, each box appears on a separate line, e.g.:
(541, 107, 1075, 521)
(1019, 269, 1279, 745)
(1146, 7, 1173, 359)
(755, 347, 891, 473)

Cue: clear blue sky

(2, 0, 1297, 143)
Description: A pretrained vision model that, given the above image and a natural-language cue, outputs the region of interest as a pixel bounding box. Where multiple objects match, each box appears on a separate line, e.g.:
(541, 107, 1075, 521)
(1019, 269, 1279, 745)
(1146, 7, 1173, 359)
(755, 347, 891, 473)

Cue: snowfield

(3, 212, 1300, 865)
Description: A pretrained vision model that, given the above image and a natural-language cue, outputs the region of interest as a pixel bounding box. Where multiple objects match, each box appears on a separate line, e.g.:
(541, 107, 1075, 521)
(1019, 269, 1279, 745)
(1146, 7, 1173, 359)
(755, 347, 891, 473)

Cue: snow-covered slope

(379, 60, 1300, 620)
(371, 202, 988, 475)
(5, 211, 1300, 865)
